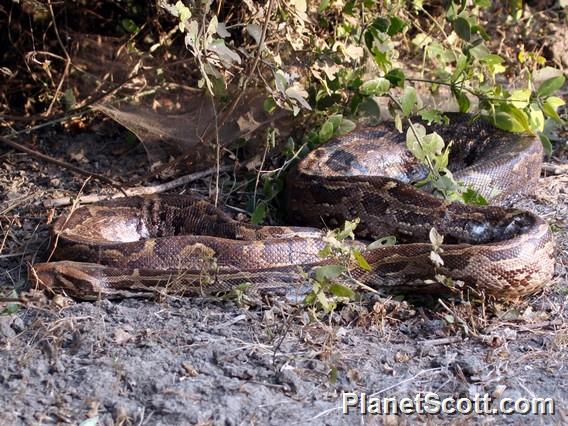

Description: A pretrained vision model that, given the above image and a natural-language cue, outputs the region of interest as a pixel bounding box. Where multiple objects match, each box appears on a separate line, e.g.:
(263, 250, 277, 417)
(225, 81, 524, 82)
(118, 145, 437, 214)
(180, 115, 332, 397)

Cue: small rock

(0, 317, 16, 338)
(11, 317, 25, 333)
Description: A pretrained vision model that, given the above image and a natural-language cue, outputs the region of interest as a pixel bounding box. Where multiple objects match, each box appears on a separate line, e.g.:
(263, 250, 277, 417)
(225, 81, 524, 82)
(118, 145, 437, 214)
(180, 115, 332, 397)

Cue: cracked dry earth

(0, 127, 567, 425)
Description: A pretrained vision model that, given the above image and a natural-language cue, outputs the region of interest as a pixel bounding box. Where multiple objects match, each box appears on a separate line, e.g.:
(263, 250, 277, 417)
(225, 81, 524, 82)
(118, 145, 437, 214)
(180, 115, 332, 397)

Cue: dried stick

(0, 135, 122, 189)
(43, 165, 232, 207)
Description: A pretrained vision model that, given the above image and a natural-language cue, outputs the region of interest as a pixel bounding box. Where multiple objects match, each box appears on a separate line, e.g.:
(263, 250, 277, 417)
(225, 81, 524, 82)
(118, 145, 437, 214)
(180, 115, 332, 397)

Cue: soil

(0, 121, 567, 426)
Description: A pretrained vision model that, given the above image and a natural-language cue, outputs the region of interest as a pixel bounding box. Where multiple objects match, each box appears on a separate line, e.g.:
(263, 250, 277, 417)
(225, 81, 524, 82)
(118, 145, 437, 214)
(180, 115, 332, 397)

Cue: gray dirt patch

(1, 127, 567, 425)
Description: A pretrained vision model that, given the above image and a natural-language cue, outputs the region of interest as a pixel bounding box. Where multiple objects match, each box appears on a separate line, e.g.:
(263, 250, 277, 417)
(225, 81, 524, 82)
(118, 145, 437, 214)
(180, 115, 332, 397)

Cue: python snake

(30, 114, 555, 300)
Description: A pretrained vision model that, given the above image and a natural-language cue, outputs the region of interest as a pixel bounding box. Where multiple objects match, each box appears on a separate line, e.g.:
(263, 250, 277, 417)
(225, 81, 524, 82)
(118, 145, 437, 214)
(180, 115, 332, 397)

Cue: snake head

(29, 261, 116, 300)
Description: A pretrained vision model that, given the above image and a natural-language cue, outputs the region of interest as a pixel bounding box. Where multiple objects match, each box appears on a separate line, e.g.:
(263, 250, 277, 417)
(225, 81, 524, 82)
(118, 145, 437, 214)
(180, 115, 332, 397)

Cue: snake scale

(30, 114, 555, 300)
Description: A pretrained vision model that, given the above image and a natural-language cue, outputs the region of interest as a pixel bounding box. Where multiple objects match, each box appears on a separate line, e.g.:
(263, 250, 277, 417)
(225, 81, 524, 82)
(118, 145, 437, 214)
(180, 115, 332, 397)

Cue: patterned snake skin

(30, 114, 555, 300)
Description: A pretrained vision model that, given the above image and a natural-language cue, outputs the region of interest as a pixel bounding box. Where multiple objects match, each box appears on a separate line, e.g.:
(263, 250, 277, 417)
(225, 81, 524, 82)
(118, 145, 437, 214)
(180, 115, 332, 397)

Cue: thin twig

(253, 131, 271, 206)
(0, 57, 203, 125)
(421, 336, 463, 346)
(0, 135, 123, 190)
(4, 73, 139, 138)
(257, 142, 306, 177)
(207, 0, 276, 137)
(134, 0, 277, 183)
(43, 165, 232, 207)
(45, 0, 72, 117)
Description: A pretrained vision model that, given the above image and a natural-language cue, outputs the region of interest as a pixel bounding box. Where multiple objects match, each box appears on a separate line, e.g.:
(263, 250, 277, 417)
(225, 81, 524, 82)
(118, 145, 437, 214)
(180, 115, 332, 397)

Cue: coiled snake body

(30, 114, 555, 300)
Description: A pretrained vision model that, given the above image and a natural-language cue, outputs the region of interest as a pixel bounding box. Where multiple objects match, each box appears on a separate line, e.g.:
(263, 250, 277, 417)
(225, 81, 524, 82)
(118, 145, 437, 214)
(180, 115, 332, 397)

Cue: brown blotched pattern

(30, 114, 554, 300)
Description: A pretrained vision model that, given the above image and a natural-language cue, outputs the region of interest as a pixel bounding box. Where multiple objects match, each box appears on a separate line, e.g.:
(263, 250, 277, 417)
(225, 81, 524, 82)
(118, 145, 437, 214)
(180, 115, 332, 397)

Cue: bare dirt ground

(0, 121, 567, 426)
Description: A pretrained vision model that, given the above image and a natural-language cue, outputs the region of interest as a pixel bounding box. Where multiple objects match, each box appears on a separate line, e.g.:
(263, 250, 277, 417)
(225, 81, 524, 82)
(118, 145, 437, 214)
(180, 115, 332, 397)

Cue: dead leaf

(113, 329, 133, 345)
(181, 361, 198, 377)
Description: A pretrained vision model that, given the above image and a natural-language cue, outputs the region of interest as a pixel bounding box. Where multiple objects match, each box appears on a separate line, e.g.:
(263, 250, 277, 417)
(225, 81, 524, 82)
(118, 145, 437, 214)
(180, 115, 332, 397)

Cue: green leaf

(445, 2, 459, 20)
(318, 245, 332, 258)
(469, 43, 490, 60)
(303, 292, 316, 306)
(2, 303, 20, 315)
(426, 42, 454, 63)
(350, 93, 363, 114)
(493, 111, 526, 133)
(372, 49, 392, 71)
(542, 96, 565, 122)
(419, 109, 447, 125)
(452, 89, 470, 113)
(406, 123, 428, 160)
(316, 290, 333, 311)
(337, 118, 356, 135)
(528, 104, 545, 133)
(546, 96, 566, 109)
(392, 114, 401, 133)
(359, 78, 391, 96)
(328, 114, 343, 130)
(330, 283, 356, 298)
(385, 69, 405, 88)
(431, 174, 460, 198)
(475, 0, 491, 8)
(329, 365, 338, 384)
(451, 54, 469, 82)
(509, 89, 532, 109)
(537, 75, 566, 98)
(315, 265, 345, 281)
(387, 16, 407, 36)
(462, 188, 488, 205)
(401, 87, 418, 116)
(319, 121, 335, 142)
(422, 132, 445, 157)
(539, 133, 553, 157)
(318, 0, 330, 13)
(174, 0, 192, 22)
(453, 17, 471, 41)
(121, 19, 140, 34)
(336, 219, 359, 240)
(412, 33, 433, 48)
(364, 29, 376, 51)
(507, 106, 531, 132)
(371, 17, 390, 32)
(63, 88, 76, 111)
(532, 67, 563, 85)
(368, 236, 397, 250)
(263, 97, 277, 114)
(274, 70, 289, 93)
(353, 249, 371, 271)
(481, 54, 505, 65)
(251, 202, 266, 225)
(433, 144, 450, 171)
(358, 97, 381, 118)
